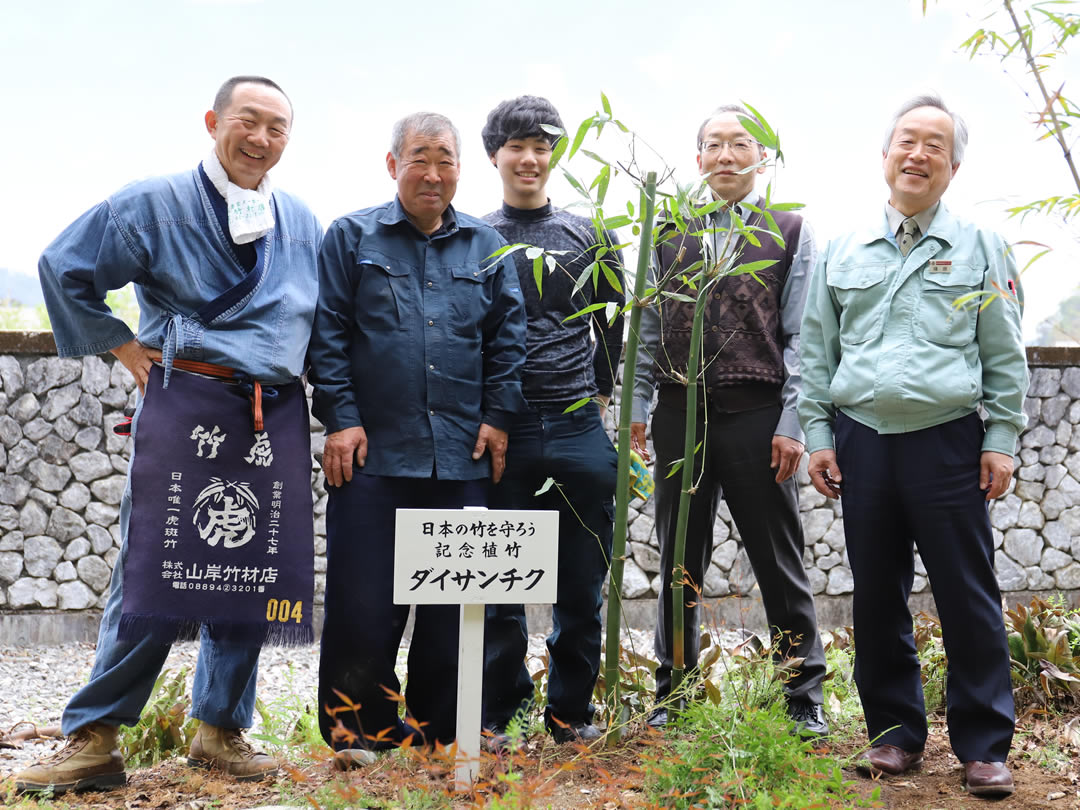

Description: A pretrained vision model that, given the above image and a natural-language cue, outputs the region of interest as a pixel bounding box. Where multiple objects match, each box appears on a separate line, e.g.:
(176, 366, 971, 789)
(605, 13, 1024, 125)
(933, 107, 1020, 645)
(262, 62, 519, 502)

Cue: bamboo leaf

(600, 259, 624, 294)
(548, 134, 569, 172)
(533, 254, 543, 298)
(601, 91, 612, 117)
(534, 477, 556, 496)
(524, 246, 544, 260)
(562, 397, 594, 415)
(569, 116, 593, 161)
(563, 168, 591, 199)
(572, 262, 597, 297)
(597, 165, 611, 206)
(580, 149, 612, 166)
(730, 259, 779, 276)
(603, 214, 632, 229)
(562, 302, 608, 322)
(660, 292, 696, 303)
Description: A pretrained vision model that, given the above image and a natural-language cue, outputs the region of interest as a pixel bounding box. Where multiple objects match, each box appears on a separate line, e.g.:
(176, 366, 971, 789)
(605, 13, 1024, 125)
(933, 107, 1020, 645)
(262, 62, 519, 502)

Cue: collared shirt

(885, 201, 939, 244)
(799, 202, 1029, 456)
(38, 166, 322, 384)
(307, 197, 527, 480)
(631, 191, 816, 443)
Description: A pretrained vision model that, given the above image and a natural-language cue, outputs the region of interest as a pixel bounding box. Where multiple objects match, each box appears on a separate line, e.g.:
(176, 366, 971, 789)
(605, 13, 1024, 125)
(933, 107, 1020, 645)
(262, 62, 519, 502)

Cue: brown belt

(171, 358, 265, 432)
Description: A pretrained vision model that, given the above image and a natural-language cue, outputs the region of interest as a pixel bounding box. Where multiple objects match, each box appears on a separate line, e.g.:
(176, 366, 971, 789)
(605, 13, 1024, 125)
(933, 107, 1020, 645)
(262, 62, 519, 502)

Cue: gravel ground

(0, 628, 659, 780)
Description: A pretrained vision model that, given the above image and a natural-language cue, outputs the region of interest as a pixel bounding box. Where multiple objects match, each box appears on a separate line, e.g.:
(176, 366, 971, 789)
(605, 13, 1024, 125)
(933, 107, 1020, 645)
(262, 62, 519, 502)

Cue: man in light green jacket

(799, 94, 1027, 799)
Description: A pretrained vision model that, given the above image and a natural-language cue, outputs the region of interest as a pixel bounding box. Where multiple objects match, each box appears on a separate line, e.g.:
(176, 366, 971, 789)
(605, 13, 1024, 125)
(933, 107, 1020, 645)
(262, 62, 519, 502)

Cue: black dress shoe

(964, 761, 1014, 797)
(646, 707, 668, 729)
(856, 744, 924, 777)
(787, 700, 829, 739)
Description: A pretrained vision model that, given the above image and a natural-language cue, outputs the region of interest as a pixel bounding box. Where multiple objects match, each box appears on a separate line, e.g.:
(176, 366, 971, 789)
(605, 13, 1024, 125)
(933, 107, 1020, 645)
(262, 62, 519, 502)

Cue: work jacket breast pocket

(826, 262, 889, 345)
(353, 255, 409, 332)
(915, 264, 983, 347)
(447, 262, 491, 335)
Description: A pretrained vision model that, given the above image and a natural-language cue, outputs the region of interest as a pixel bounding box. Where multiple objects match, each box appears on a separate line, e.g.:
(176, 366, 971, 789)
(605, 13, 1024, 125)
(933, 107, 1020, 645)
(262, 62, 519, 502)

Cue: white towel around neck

(203, 149, 275, 245)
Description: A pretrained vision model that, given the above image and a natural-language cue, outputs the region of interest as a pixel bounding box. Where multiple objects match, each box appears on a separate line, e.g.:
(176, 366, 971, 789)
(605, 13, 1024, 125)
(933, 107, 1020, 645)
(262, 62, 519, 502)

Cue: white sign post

(394, 508, 558, 790)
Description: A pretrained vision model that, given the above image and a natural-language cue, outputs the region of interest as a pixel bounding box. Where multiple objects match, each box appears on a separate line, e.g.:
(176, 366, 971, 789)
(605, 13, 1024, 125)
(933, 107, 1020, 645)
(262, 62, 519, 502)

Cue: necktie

(898, 217, 920, 257)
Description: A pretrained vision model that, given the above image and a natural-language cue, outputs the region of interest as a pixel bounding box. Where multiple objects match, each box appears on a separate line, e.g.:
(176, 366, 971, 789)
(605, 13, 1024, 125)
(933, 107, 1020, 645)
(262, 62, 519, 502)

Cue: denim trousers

(482, 401, 617, 730)
(62, 425, 260, 733)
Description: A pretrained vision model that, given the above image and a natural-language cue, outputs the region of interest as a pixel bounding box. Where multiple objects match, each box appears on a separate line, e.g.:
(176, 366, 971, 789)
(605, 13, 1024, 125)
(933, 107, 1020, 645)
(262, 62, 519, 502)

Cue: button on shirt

(308, 198, 527, 480)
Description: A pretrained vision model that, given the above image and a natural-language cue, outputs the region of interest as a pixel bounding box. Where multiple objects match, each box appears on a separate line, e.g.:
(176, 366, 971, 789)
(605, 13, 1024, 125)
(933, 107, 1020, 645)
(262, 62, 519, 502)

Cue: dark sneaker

(787, 700, 829, 739)
(187, 724, 278, 781)
(549, 721, 603, 745)
(14, 723, 126, 794)
(646, 707, 668, 729)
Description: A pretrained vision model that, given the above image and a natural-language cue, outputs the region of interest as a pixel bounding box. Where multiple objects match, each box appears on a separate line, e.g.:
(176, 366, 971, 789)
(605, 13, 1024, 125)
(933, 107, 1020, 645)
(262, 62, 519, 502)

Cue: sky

(2, 0, 1077, 340)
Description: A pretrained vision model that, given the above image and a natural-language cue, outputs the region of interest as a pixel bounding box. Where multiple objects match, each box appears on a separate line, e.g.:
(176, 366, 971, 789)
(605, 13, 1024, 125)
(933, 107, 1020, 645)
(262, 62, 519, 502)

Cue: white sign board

(393, 508, 559, 605)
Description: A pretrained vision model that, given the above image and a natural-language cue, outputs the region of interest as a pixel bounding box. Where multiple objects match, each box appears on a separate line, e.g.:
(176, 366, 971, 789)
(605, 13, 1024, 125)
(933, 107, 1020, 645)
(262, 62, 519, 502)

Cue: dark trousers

(836, 411, 1014, 762)
(318, 474, 486, 750)
(651, 391, 826, 703)
(482, 402, 617, 730)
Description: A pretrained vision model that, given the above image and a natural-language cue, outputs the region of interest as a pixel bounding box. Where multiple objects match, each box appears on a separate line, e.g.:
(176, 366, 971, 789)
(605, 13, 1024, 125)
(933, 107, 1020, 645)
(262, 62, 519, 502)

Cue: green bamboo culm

(604, 171, 657, 738)
(669, 271, 711, 699)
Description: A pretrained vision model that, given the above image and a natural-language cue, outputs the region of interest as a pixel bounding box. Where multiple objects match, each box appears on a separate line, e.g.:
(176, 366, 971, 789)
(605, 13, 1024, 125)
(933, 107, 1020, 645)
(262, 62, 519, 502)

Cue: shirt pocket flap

(827, 264, 887, 290)
(450, 264, 488, 284)
(356, 252, 410, 277)
(922, 264, 984, 288)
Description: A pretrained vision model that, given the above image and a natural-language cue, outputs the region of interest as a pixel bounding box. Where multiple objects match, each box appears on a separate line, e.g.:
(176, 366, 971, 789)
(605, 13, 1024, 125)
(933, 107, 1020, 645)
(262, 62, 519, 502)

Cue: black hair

(213, 75, 292, 121)
(481, 95, 564, 157)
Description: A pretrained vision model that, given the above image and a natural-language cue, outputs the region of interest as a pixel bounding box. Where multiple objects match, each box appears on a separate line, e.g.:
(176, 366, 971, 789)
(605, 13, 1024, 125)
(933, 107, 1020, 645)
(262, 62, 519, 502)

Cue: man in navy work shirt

(308, 112, 526, 762)
(479, 96, 624, 748)
(17, 76, 321, 793)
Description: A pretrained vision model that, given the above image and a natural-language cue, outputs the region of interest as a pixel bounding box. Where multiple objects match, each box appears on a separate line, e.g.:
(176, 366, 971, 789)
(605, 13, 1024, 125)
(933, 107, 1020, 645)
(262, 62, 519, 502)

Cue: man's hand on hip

(770, 435, 804, 483)
(980, 451, 1014, 501)
(807, 449, 843, 499)
(473, 423, 509, 483)
(323, 426, 367, 488)
(110, 339, 162, 395)
(630, 422, 650, 462)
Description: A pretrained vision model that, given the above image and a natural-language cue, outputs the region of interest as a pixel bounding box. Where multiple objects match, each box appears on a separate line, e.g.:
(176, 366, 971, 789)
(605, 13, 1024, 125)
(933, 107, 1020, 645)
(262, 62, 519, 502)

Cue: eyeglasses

(700, 139, 757, 156)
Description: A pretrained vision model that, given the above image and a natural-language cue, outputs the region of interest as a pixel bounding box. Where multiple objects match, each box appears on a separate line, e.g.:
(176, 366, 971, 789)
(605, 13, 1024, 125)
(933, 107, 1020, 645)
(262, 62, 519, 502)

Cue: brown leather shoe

(964, 761, 1014, 797)
(855, 744, 924, 776)
(14, 723, 126, 794)
(187, 724, 278, 782)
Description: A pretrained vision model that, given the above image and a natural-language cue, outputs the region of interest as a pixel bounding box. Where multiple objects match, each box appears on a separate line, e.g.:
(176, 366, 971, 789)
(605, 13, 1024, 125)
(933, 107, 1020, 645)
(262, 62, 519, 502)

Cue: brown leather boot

(186, 723, 278, 781)
(14, 723, 126, 794)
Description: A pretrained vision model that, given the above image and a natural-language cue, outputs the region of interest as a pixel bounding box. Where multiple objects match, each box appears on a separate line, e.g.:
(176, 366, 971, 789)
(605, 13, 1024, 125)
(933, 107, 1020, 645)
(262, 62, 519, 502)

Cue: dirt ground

(3, 717, 1079, 808)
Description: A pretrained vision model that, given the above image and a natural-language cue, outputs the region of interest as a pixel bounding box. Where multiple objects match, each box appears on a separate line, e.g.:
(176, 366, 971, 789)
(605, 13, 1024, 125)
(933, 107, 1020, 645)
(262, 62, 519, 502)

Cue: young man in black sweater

(480, 96, 624, 746)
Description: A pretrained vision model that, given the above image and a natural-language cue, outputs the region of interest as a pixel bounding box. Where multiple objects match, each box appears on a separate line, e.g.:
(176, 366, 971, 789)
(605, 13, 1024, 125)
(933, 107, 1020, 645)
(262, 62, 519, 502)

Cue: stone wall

(0, 335, 1078, 618)
(620, 345, 1080, 601)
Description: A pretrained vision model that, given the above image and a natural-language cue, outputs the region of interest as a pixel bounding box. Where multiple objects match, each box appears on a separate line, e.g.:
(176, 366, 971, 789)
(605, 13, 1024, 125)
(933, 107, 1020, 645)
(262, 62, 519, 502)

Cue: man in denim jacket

(799, 94, 1028, 798)
(308, 112, 526, 762)
(16, 76, 321, 794)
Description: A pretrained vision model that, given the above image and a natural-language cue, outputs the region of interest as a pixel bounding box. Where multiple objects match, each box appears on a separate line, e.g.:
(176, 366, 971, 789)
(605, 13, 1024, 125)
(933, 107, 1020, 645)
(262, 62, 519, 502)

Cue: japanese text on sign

(393, 509, 558, 605)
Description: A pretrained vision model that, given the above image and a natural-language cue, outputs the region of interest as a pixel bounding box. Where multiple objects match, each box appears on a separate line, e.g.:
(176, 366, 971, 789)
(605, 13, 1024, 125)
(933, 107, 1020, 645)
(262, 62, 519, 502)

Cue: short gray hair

(883, 94, 968, 165)
(696, 103, 764, 153)
(390, 112, 461, 160)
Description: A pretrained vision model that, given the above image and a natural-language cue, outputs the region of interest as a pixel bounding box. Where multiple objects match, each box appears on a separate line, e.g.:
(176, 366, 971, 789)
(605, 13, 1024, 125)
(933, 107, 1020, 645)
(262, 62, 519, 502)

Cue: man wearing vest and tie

(799, 94, 1029, 797)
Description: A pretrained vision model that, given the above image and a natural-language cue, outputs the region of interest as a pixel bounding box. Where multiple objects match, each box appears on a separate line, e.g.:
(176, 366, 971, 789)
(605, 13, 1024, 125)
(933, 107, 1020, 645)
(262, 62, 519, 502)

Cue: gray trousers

(650, 391, 826, 703)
